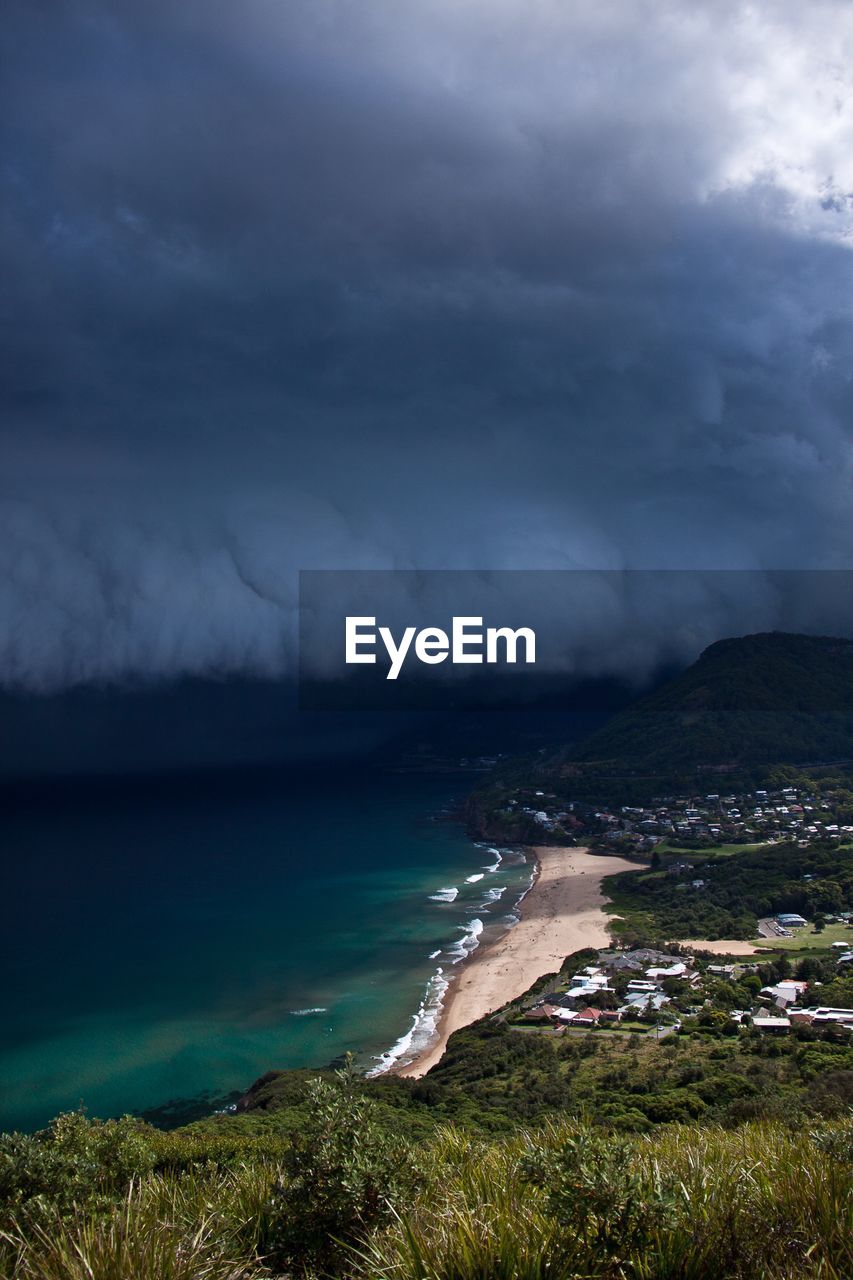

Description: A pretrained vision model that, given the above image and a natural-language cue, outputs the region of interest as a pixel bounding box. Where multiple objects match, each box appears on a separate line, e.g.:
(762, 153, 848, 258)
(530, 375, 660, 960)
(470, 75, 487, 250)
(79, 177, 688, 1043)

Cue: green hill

(524, 632, 853, 800)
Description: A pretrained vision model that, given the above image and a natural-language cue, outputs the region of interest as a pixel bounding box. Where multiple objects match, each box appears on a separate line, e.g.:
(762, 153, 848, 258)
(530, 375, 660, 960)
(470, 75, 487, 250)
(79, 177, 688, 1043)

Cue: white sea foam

(482, 886, 507, 904)
(517, 864, 536, 904)
(367, 967, 451, 1076)
(429, 886, 459, 902)
(503, 864, 535, 925)
(290, 1007, 328, 1016)
(428, 948, 442, 959)
(448, 917, 484, 963)
(465, 872, 485, 883)
(483, 848, 503, 872)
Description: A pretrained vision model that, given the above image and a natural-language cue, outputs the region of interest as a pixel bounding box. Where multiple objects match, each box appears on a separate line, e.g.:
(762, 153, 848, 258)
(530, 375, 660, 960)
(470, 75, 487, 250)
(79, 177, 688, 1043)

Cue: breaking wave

(367, 967, 450, 1076)
(429, 886, 459, 902)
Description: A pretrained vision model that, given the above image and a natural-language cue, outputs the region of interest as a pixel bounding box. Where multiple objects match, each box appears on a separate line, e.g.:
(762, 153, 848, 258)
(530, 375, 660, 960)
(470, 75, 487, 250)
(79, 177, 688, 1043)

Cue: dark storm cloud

(3, 0, 853, 689)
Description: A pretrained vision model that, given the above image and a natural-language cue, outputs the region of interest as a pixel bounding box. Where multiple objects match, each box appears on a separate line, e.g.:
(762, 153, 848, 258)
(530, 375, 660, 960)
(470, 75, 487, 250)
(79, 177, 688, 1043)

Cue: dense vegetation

(604, 840, 853, 942)
(473, 633, 853, 807)
(574, 632, 853, 765)
(1, 1070, 850, 1279)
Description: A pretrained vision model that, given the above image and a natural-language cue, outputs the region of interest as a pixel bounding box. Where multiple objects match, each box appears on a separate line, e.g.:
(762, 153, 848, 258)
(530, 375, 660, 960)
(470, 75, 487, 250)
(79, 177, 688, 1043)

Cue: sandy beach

(395, 846, 643, 1078)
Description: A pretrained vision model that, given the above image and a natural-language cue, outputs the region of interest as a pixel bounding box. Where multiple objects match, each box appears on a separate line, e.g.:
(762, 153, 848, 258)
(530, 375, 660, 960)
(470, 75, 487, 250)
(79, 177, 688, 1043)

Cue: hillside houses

(517, 945, 853, 1043)
(520, 949, 701, 1030)
(509, 783, 853, 853)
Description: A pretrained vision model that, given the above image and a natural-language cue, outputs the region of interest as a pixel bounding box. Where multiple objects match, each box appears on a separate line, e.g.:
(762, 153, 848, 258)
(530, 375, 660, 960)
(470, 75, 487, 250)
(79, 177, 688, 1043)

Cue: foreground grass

(2, 1107, 850, 1280)
(361, 1119, 853, 1280)
(2, 1163, 274, 1280)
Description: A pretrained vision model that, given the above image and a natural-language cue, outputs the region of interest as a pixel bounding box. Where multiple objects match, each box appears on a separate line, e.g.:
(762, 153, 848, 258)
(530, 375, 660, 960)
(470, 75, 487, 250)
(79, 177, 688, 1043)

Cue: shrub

(0, 1112, 155, 1235)
(263, 1058, 420, 1273)
(523, 1126, 676, 1268)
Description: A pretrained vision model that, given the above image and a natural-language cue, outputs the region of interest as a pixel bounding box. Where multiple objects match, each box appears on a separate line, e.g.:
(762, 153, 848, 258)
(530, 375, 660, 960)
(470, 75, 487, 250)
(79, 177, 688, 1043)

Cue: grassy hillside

(1, 1078, 850, 1279)
(484, 633, 853, 804)
(576, 631, 853, 766)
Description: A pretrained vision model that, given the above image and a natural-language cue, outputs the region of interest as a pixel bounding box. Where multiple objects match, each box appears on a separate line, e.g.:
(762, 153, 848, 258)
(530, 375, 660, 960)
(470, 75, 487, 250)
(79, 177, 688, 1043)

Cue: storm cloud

(3, 0, 853, 690)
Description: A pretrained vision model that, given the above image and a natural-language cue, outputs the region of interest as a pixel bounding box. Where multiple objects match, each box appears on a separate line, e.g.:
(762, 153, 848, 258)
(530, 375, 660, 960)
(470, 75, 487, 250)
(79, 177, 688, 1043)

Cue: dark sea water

(1, 770, 531, 1133)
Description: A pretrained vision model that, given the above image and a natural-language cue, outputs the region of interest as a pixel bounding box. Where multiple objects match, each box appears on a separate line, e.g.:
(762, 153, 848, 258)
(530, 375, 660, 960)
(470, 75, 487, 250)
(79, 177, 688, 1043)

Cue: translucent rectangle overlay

(298, 569, 853, 711)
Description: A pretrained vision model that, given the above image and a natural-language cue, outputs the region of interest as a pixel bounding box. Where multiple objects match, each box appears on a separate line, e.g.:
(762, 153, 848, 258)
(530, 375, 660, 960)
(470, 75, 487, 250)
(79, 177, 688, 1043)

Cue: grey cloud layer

(2, 1, 853, 689)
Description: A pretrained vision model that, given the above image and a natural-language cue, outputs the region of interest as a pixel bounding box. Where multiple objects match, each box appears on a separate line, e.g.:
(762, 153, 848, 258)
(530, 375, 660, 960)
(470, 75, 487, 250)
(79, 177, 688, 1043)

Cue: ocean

(1, 770, 532, 1133)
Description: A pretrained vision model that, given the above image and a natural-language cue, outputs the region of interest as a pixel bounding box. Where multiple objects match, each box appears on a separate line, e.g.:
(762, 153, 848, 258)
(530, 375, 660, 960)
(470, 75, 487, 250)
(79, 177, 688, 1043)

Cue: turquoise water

(1, 771, 531, 1132)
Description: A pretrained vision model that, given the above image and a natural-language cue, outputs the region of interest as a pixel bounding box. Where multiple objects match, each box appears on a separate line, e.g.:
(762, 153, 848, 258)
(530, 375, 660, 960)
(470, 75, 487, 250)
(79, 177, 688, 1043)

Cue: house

(627, 980, 659, 993)
(572, 1007, 602, 1026)
(565, 983, 614, 1002)
(522, 1008, 554, 1024)
(622, 991, 670, 1013)
(570, 969, 608, 989)
(761, 981, 807, 1005)
(753, 1016, 791, 1032)
(646, 963, 688, 980)
(600, 1009, 623, 1023)
(802, 1006, 853, 1026)
(624, 948, 676, 966)
(599, 955, 643, 973)
(776, 913, 807, 928)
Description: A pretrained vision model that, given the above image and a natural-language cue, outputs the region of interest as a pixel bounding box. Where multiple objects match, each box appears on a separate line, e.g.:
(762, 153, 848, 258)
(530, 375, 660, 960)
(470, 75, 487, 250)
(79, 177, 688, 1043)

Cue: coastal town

(448, 776, 853, 1049)
(511, 940, 853, 1040)
(506, 781, 853, 854)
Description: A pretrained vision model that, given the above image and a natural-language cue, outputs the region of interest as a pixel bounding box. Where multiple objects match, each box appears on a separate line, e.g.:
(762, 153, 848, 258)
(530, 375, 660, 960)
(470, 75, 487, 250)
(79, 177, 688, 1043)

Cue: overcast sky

(3, 0, 853, 692)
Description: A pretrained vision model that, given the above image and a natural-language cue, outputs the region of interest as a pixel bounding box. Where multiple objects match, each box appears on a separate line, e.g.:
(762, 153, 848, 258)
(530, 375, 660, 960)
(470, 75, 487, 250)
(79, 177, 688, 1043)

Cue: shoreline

(393, 845, 645, 1079)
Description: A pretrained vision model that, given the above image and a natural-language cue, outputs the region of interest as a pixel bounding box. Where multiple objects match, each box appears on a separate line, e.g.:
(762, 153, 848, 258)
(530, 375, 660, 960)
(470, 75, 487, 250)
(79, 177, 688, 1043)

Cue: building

(523, 1005, 559, 1023)
(646, 962, 689, 980)
(800, 1007, 853, 1026)
(761, 981, 807, 1006)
